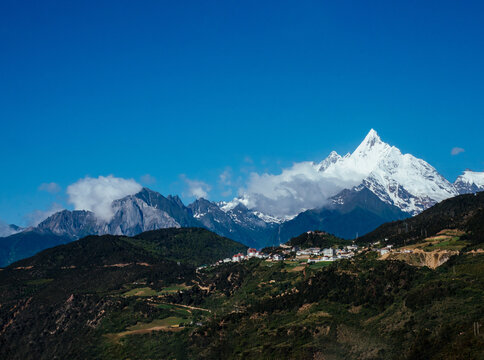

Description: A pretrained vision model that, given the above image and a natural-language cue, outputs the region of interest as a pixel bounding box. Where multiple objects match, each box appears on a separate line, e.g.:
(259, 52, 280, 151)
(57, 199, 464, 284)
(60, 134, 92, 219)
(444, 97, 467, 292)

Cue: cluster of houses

(229, 248, 284, 263)
(377, 244, 393, 255)
(197, 244, 361, 271)
(376, 244, 416, 256)
(197, 248, 284, 271)
(294, 245, 359, 262)
(196, 238, 427, 272)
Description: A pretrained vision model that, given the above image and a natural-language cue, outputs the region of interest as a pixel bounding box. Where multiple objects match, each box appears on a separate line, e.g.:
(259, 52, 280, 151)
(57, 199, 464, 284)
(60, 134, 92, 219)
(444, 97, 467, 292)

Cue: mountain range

(1, 129, 483, 266)
(1, 194, 483, 359)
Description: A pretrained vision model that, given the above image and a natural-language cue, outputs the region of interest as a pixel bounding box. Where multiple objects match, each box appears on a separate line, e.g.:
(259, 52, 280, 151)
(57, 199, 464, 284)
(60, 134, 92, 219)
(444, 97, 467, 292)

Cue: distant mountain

(316, 129, 459, 215)
(274, 187, 409, 243)
(227, 129, 483, 220)
(34, 188, 200, 239)
(36, 210, 100, 238)
(357, 191, 484, 248)
(0, 223, 22, 237)
(0, 188, 205, 266)
(454, 170, 484, 194)
(3, 131, 483, 265)
(188, 198, 277, 248)
(0, 230, 70, 267)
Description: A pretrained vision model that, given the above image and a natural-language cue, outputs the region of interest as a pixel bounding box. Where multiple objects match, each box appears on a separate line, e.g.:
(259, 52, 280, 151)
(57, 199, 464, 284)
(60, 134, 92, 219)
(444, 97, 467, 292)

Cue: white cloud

(25, 202, 64, 226)
(451, 147, 465, 156)
(238, 161, 355, 218)
(67, 175, 142, 221)
(219, 168, 232, 186)
(140, 174, 156, 185)
(181, 175, 211, 199)
(38, 182, 61, 194)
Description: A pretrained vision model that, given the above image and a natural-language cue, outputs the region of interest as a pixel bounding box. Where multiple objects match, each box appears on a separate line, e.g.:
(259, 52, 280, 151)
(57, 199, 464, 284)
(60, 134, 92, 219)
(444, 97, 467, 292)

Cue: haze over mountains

(0, 223, 23, 237)
(1, 130, 483, 266)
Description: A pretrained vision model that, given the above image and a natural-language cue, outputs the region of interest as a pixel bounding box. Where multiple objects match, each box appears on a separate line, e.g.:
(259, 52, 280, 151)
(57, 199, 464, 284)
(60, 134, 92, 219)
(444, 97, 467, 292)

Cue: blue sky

(1, 0, 483, 226)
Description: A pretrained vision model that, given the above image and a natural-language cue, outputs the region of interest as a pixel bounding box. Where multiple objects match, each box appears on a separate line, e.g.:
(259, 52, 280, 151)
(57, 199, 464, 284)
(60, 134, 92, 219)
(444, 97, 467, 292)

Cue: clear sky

(1, 0, 483, 226)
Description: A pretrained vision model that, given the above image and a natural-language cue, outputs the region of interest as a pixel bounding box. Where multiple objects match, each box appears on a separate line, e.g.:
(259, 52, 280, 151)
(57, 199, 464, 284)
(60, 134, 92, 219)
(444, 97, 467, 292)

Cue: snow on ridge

(252, 211, 292, 224)
(455, 170, 484, 185)
(218, 198, 250, 213)
(236, 129, 463, 218)
(315, 129, 458, 214)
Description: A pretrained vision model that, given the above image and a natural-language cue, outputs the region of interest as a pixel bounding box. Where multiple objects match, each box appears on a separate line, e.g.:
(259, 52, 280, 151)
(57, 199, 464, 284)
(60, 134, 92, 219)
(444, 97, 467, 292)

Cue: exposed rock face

(36, 210, 99, 238)
(381, 249, 459, 269)
(188, 198, 277, 248)
(34, 188, 197, 239)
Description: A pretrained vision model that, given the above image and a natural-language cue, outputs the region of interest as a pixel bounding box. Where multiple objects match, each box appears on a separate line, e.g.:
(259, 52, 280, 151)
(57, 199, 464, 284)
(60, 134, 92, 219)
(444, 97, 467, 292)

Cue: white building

(232, 253, 245, 262)
(323, 248, 335, 257)
(247, 248, 259, 257)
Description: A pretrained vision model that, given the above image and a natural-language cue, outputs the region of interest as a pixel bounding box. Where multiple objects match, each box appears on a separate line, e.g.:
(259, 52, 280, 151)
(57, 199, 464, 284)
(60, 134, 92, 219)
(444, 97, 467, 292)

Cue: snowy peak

(351, 129, 392, 167)
(454, 170, 484, 194)
(358, 128, 382, 150)
(317, 129, 458, 215)
(317, 151, 342, 172)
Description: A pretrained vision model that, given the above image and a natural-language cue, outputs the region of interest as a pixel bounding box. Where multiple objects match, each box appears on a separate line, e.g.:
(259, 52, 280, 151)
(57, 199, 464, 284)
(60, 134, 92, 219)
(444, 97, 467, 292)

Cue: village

(196, 235, 443, 272)
(197, 242, 362, 271)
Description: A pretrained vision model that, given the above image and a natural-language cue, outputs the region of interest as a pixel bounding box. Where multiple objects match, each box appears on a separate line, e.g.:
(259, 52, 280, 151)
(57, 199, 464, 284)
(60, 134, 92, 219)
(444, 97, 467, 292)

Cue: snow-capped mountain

(223, 129, 483, 220)
(316, 129, 459, 215)
(188, 198, 277, 248)
(454, 170, 484, 194)
(2, 129, 483, 266)
(275, 186, 409, 243)
(21, 131, 484, 241)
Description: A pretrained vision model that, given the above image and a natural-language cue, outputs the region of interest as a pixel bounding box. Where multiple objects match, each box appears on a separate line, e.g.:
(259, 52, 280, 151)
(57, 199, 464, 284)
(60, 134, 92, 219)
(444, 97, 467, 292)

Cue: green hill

(357, 191, 484, 249)
(286, 230, 348, 248)
(10, 227, 247, 269)
(1, 223, 483, 359)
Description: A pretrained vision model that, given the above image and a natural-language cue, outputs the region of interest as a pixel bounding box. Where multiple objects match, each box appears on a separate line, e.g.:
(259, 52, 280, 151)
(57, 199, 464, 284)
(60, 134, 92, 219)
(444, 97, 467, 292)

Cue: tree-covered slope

(1, 225, 483, 359)
(357, 191, 484, 248)
(286, 230, 348, 248)
(131, 227, 248, 266)
(9, 227, 247, 270)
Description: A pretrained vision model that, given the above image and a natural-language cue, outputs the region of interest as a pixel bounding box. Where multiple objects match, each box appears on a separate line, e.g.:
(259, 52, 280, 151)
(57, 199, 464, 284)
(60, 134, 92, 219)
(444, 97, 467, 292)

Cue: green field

(122, 287, 160, 297)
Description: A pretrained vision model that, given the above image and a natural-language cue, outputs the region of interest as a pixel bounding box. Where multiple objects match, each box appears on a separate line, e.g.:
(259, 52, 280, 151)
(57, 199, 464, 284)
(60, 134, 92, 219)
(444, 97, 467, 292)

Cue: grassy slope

(90, 253, 484, 359)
